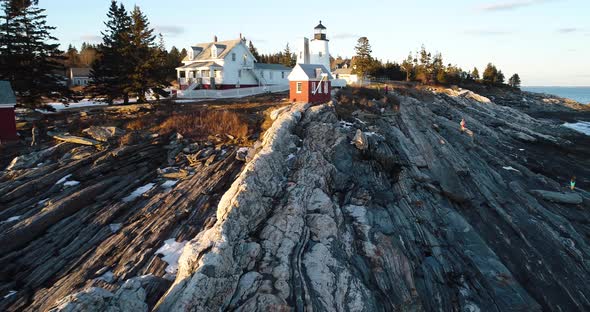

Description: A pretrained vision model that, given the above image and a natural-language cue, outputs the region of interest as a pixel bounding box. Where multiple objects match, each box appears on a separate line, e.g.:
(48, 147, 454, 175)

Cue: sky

(41, 0, 590, 86)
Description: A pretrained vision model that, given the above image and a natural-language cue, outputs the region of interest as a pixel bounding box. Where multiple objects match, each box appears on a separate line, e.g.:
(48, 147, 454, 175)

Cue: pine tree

(90, 0, 132, 104)
(495, 70, 505, 85)
(248, 40, 260, 61)
(0, 0, 67, 107)
(482, 63, 497, 84)
(79, 42, 98, 66)
(281, 43, 295, 67)
(128, 5, 160, 103)
(401, 53, 414, 81)
(471, 67, 480, 80)
(352, 37, 373, 78)
(508, 73, 521, 89)
(167, 46, 182, 81)
(64, 44, 80, 67)
(179, 48, 187, 61)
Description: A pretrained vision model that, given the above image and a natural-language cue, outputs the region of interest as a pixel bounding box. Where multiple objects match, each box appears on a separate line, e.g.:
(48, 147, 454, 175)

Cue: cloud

(557, 27, 582, 34)
(332, 33, 360, 40)
(477, 0, 551, 12)
(79, 35, 101, 43)
(155, 25, 185, 37)
(464, 30, 513, 36)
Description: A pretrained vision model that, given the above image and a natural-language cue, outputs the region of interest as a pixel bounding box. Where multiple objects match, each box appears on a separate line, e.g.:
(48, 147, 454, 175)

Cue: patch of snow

(237, 147, 249, 154)
(161, 180, 179, 189)
(563, 122, 590, 136)
(502, 166, 521, 173)
(38, 198, 49, 206)
(1, 215, 21, 224)
(339, 120, 354, 129)
(354, 117, 366, 125)
(287, 154, 296, 161)
(122, 183, 155, 203)
(156, 239, 188, 274)
(56, 174, 73, 185)
(109, 223, 122, 233)
(519, 149, 525, 151)
(63, 180, 80, 187)
(3, 290, 17, 299)
(96, 270, 115, 283)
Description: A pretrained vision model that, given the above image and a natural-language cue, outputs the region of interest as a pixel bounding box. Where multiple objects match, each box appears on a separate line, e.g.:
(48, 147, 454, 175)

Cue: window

(179, 71, 186, 78)
(270, 71, 274, 80)
(203, 70, 210, 77)
(324, 82, 329, 94)
(296, 82, 302, 93)
(211, 46, 217, 58)
(238, 70, 242, 78)
(319, 52, 323, 57)
(281, 72, 285, 79)
(232, 53, 236, 61)
(311, 82, 316, 94)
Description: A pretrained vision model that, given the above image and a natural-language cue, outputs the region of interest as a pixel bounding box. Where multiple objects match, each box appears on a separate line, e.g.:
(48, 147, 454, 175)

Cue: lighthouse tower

(309, 21, 331, 72)
(296, 21, 331, 73)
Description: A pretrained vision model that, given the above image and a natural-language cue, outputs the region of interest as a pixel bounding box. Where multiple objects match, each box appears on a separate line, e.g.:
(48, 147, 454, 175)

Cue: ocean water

(522, 86, 590, 105)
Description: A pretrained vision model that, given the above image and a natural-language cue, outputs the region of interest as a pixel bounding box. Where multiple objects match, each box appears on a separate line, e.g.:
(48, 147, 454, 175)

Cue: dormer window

(232, 53, 236, 62)
(190, 47, 203, 60)
(315, 68, 322, 78)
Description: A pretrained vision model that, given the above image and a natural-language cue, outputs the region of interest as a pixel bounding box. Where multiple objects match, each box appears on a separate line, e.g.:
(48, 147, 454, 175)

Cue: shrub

(157, 110, 249, 140)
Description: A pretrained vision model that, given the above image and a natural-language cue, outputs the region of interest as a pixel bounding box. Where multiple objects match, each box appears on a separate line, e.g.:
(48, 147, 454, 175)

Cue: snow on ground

(502, 166, 521, 173)
(1, 216, 22, 224)
(161, 180, 179, 189)
(3, 290, 17, 299)
(109, 223, 122, 233)
(563, 122, 590, 136)
(56, 174, 73, 185)
(63, 181, 80, 187)
(36, 98, 144, 114)
(155, 239, 188, 275)
(122, 183, 156, 203)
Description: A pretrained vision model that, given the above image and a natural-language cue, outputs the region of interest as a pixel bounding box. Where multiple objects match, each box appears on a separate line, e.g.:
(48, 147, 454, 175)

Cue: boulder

(82, 126, 125, 142)
(352, 129, 368, 150)
(51, 134, 100, 146)
(530, 190, 583, 205)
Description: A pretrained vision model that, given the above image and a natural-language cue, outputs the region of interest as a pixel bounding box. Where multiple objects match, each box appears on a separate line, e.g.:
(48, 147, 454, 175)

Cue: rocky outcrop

(82, 126, 126, 142)
(2, 86, 589, 311)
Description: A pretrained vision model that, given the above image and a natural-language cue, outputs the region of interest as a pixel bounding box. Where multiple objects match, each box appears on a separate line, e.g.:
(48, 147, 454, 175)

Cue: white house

(177, 37, 291, 90)
(333, 68, 360, 86)
(67, 68, 91, 87)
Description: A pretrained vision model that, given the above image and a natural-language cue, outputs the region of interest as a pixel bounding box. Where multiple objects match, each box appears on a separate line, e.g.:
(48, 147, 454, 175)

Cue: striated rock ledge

(3, 86, 590, 311)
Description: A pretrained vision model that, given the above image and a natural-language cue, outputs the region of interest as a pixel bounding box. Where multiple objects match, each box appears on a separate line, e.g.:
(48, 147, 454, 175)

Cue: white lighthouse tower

(297, 21, 331, 72)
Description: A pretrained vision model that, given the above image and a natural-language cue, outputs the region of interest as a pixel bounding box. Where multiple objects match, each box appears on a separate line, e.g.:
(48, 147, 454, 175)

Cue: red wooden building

(288, 64, 333, 103)
(0, 81, 18, 142)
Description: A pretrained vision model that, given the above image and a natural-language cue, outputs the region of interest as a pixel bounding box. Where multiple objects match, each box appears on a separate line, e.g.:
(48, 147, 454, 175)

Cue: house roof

(288, 64, 334, 81)
(182, 39, 244, 62)
(254, 63, 291, 71)
(0, 80, 16, 105)
(177, 61, 223, 70)
(70, 67, 91, 77)
(333, 68, 353, 75)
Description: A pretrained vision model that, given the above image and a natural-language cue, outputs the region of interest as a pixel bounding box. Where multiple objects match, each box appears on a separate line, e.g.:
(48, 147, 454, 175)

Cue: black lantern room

(314, 21, 328, 41)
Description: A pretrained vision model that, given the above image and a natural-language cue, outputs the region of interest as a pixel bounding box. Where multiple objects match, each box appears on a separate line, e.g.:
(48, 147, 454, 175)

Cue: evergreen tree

(166, 46, 182, 81)
(64, 44, 80, 67)
(496, 70, 505, 84)
(90, 0, 132, 104)
(280, 43, 295, 67)
(471, 67, 480, 80)
(508, 73, 521, 89)
(248, 40, 260, 61)
(0, 0, 67, 107)
(352, 37, 373, 78)
(482, 63, 498, 84)
(401, 53, 414, 81)
(128, 5, 162, 102)
(179, 48, 187, 61)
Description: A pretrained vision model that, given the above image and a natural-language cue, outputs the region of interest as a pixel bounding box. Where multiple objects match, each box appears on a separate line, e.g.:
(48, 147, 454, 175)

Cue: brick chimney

(214, 35, 218, 43)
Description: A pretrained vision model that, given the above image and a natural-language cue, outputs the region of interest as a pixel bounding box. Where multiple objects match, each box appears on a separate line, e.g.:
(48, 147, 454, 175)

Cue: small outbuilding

(0, 81, 18, 142)
(288, 64, 333, 103)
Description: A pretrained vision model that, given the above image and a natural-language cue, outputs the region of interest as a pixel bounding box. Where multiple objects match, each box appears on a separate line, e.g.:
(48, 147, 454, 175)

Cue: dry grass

(335, 87, 401, 119)
(156, 110, 249, 140)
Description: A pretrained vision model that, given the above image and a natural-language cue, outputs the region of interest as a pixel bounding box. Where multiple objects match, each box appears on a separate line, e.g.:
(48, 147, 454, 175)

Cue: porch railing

(177, 84, 289, 99)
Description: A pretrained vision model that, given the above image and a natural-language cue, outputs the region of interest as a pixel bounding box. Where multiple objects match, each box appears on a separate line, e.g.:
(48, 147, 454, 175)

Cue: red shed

(288, 64, 333, 103)
(0, 81, 18, 142)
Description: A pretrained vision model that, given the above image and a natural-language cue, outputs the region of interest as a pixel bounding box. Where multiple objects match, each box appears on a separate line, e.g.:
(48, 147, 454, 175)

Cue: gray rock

(530, 190, 583, 205)
(82, 126, 125, 142)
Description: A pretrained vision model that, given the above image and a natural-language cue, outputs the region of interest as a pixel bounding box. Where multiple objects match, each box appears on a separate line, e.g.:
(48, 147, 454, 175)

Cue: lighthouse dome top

(314, 21, 326, 30)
